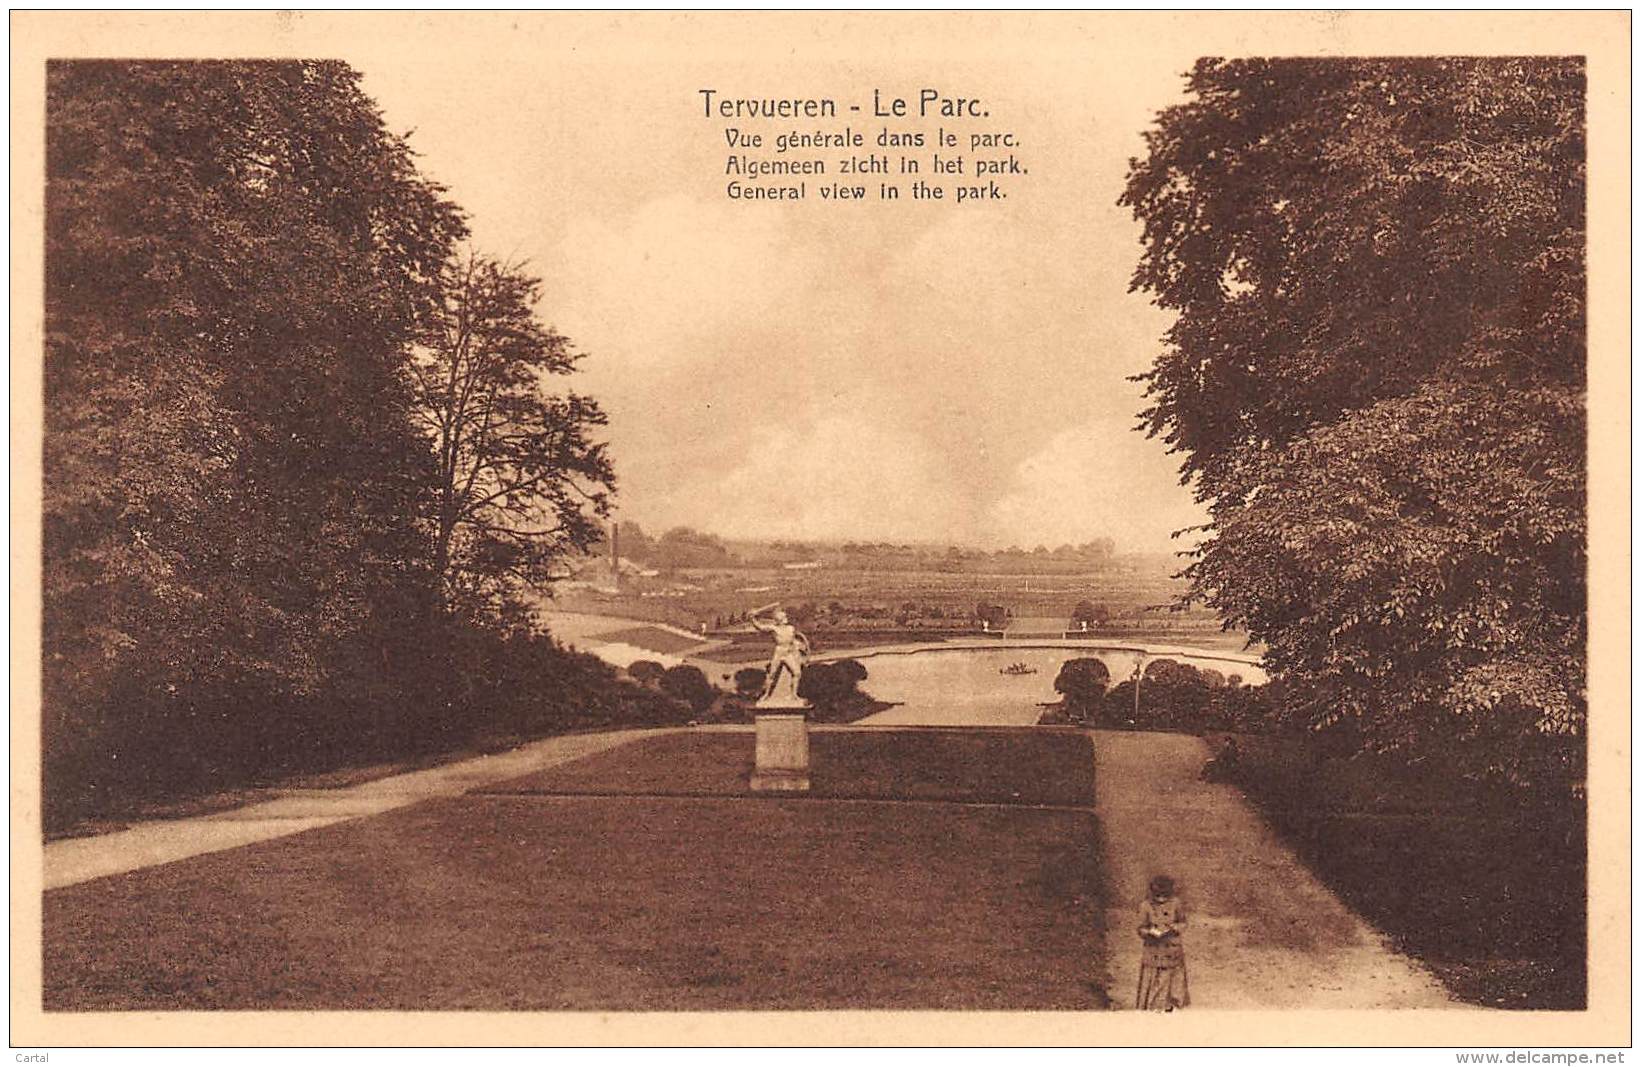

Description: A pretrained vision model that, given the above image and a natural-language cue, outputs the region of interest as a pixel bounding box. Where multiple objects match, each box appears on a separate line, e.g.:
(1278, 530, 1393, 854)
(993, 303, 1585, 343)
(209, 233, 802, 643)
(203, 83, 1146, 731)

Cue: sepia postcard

(9, 10, 1631, 1049)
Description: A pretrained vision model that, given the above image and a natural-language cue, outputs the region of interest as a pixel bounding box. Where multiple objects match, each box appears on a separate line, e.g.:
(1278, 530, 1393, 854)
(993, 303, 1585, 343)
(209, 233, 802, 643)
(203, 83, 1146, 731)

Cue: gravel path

(43, 728, 668, 889)
(860, 681, 1456, 1010)
(1091, 729, 1456, 1009)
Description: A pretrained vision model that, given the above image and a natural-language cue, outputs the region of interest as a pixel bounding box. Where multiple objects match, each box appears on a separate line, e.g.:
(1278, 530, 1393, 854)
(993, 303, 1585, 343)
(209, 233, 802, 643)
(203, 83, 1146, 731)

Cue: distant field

(550, 561, 1250, 651)
(692, 630, 1255, 665)
(692, 630, 956, 663)
(588, 626, 705, 655)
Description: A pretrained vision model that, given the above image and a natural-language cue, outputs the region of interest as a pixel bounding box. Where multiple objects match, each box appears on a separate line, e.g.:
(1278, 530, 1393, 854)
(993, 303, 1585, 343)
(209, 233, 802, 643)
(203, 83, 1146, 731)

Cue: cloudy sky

(353, 14, 1212, 552)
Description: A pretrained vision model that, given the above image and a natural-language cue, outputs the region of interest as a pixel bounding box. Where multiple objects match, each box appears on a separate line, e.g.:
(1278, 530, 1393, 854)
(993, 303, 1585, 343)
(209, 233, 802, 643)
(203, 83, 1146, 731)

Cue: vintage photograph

(12, 10, 1629, 1047)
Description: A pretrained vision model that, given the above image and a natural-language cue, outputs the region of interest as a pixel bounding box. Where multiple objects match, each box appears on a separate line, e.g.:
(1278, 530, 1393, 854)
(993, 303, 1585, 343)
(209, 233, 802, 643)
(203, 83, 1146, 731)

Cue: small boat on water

(999, 662, 1038, 676)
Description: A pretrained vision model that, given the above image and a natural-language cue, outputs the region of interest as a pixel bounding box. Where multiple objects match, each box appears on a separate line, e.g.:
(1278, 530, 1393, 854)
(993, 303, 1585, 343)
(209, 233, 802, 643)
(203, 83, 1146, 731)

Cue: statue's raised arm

(746, 601, 782, 633)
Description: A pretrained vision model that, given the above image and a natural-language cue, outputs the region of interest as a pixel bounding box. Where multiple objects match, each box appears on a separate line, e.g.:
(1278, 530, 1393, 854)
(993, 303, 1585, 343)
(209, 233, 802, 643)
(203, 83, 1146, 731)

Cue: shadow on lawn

(1218, 733, 1586, 1010)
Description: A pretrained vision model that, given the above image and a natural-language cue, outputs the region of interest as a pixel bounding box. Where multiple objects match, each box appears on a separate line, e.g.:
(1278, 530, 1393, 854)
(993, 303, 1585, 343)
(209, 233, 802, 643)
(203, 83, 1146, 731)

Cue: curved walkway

(869, 692, 1454, 1009)
(1092, 730, 1453, 1009)
(42, 728, 671, 890)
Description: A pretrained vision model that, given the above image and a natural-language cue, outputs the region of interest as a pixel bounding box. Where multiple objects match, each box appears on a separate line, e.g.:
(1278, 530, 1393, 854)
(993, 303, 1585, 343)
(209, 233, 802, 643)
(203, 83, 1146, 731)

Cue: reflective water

(854, 648, 1104, 726)
(848, 646, 1265, 726)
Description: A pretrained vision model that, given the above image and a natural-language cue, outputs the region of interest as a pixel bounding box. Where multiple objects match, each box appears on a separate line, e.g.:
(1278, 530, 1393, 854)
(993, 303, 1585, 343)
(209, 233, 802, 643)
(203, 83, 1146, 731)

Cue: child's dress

(1136, 895, 1190, 1010)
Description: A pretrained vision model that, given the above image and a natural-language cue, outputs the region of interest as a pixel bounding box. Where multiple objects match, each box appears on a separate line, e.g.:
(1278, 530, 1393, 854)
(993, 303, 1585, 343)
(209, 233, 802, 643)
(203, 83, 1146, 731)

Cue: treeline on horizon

(593, 520, 1124, 573)
(42, 60, 690, 831)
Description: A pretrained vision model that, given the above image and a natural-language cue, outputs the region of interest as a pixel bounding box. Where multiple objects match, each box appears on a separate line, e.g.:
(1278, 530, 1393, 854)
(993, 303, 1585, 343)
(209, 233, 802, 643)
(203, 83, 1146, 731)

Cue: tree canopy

(43, 61, 637, 827)
(1121, 58, 1586, 785)
(1054, 658, 1111, 714)
(47, 60, 464, 718)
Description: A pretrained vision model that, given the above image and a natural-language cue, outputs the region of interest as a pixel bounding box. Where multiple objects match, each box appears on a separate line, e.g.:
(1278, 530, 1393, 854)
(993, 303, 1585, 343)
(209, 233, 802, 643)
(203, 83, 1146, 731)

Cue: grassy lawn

(590, 625, 707, 655)
(46, 729, 1107, 1011)
(489, 728, 1096, 807)
(1219, 733, 1586, 1009)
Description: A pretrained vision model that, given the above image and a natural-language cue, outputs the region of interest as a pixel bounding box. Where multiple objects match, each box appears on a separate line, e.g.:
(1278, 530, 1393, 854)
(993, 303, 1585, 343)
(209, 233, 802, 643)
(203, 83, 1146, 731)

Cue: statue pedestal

(750, 703, 810, 793)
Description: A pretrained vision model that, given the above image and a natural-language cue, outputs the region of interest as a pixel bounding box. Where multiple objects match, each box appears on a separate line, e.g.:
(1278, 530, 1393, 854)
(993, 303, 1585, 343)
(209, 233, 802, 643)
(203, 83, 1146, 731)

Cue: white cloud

(649, 411, 975, 543)
(554, 193, 815, 367)
(987, 416, 1206, 552)
(545, 197, 1195, 555)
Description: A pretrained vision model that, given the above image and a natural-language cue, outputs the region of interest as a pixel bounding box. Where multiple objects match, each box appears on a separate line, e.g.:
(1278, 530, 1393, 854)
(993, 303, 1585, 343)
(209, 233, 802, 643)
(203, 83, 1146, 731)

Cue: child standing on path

(1136, 874, 1190, 1010)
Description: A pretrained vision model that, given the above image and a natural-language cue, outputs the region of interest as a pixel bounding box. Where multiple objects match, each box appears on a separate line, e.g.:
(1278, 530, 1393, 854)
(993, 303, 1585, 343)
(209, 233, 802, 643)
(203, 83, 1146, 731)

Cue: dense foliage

(659, 665, 718, 715)
(733, 667, 768, 698)
(1040, 657, 1277, 735)
(627, 660, 667, 687)
(1121, 58, 1586, 785)
(797, 658, 870, 709)
(1053, 658, 1110, 714)
(43, 61, 646, 829)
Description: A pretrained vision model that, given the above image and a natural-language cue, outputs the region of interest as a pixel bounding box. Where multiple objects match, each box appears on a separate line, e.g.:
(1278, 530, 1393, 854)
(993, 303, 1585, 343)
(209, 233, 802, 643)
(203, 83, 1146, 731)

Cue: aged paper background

(9, 9, 1630, 1047)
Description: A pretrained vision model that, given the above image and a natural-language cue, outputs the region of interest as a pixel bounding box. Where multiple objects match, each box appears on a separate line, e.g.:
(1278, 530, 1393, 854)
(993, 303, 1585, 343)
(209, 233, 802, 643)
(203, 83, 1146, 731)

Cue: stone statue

(749, 605, 810, 708)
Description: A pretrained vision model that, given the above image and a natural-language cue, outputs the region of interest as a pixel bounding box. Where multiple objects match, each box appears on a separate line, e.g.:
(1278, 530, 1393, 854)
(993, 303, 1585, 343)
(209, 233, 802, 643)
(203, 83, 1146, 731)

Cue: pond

(843, 645, 1267, 726)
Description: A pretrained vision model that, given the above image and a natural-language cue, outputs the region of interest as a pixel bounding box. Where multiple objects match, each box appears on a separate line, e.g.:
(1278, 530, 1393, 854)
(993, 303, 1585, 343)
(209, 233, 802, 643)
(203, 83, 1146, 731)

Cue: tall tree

(1120, 58, 1585, 784)
(410, 253, 615, 612)
(45, 61, 465, 806)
